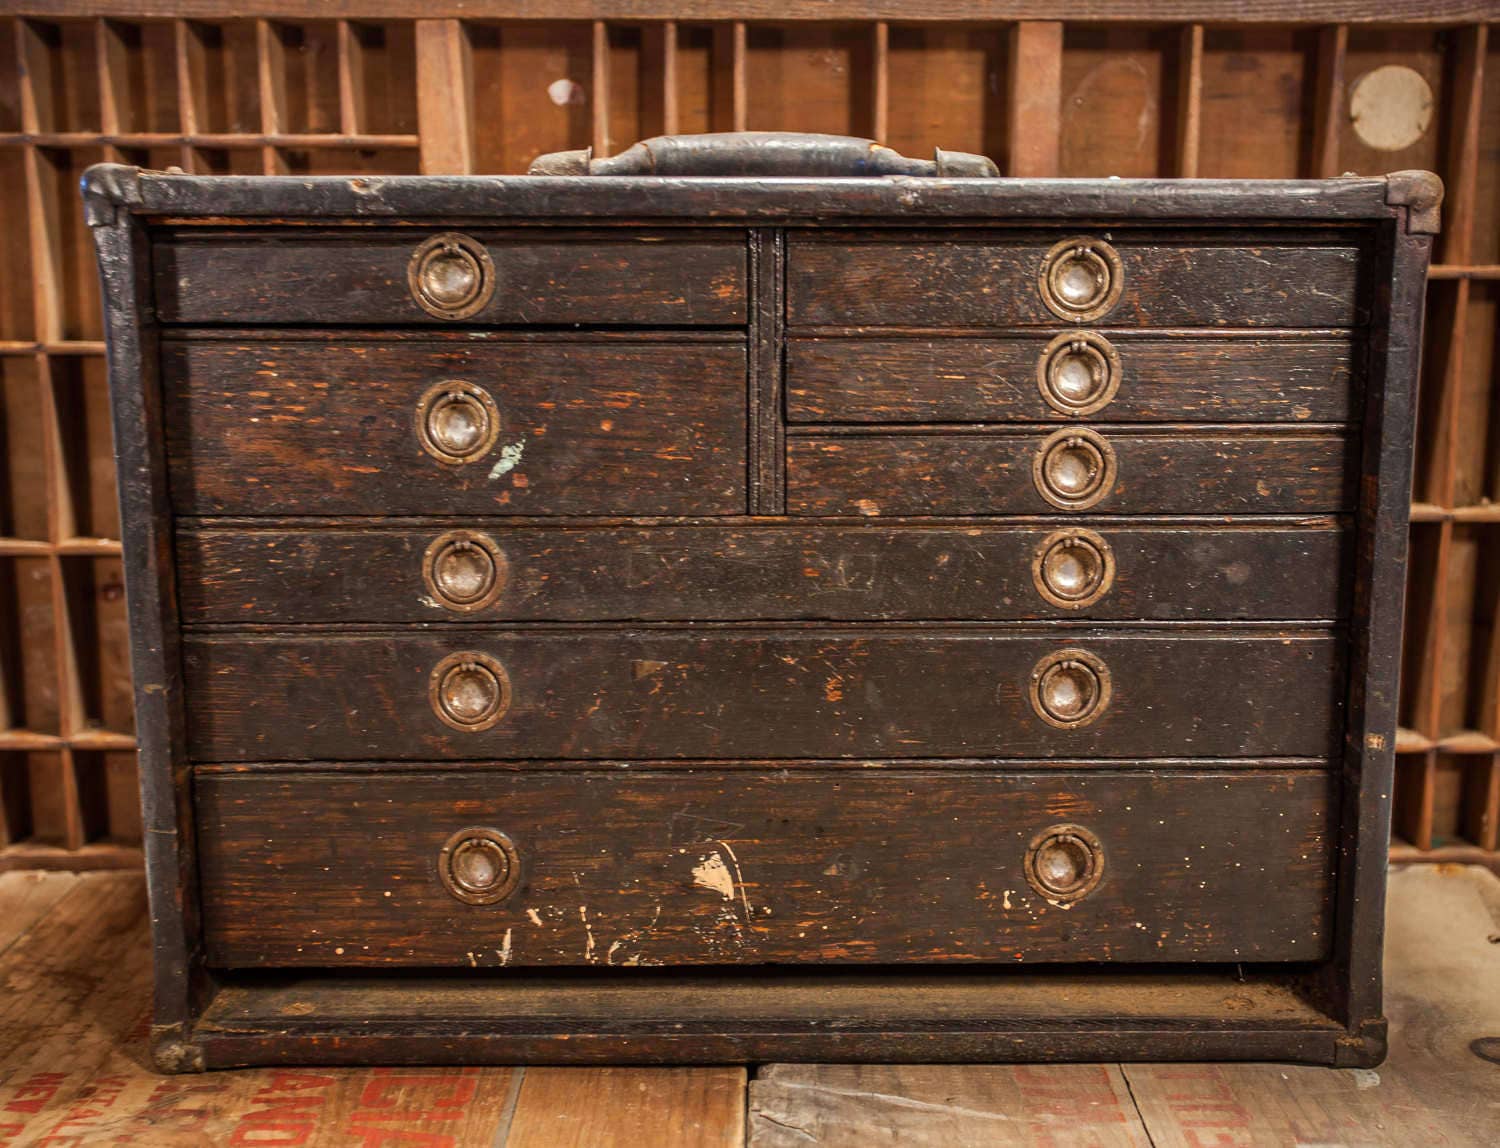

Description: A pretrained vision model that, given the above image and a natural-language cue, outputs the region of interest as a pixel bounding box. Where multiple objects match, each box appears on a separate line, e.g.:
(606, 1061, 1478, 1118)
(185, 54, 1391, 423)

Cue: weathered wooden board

(749, 1063, 1152, 1147)
(181, 629, 1345, 760)
(787, 235, 1364, 328)
(162, 337, 749, 516)
(786, 334, 1357, 423)
(787, 430, 1354, 516)
(506, 1068, 746, 1148)
(193, 767, 1335, 967)
(153, 230, 748, 325)
(175, 520, 1351, 624)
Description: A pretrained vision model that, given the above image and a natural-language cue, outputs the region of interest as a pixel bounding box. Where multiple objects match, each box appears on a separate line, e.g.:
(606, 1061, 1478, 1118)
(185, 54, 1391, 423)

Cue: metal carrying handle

(528, 131, 999, 178)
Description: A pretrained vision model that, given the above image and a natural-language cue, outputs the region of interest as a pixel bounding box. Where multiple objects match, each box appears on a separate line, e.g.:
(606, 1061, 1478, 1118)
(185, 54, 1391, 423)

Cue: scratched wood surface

(0, 864, 1493, 1145)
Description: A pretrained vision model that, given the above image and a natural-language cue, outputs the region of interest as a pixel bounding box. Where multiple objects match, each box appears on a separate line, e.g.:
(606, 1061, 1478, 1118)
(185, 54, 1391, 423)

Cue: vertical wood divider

(415, 20, 473, 174)
(255, 18, 282, 173)
(591, 20, 610, 157)
(1311, 25, 1348, 178)
(749, 229, 785, 515)
(1006, 22, 1062, 177)
(96, 17, 123, 137)
(338, 19, 367, 138)
(732, 21, 747, 132)
(872, 21, 889, 144)
(661, 21, 679, 137)
(1441, 25, 1487, 267)
(173, 19, 198, 170)
(1175, 24, 1203, 177)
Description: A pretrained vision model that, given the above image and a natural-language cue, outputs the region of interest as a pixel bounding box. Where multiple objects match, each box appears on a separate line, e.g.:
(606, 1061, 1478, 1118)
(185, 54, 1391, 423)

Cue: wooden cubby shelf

(1, 7, 1497, 872)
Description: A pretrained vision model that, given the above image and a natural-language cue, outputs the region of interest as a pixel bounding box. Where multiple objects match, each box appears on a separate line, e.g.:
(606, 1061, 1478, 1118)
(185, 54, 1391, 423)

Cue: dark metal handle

(529, 132, 999, 178)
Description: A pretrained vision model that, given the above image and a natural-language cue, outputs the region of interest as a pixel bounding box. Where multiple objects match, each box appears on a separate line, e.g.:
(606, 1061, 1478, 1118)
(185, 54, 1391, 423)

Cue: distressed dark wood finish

(787, 235, 1366, 328)
(787, 429, 1354, 516)
(153, 230, 748, 326)
(787, 334, 1357, 424)
(162, 338, 749, 516)
(181, 629, 1343, 761)
(194, 767, 1335, 967)
(85, 164, 1433, 1070)
(176, 520, 1351, 625)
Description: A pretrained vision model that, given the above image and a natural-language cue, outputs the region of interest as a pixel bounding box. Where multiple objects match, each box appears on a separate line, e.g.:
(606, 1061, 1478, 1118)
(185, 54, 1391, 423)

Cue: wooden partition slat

(0, 6, 1496, 872)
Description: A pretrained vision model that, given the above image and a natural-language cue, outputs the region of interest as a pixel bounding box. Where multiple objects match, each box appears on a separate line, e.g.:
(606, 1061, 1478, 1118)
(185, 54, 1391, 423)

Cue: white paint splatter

(579, 905, 596, 962)
(692, 850, 736, 901)
(1351, 1068, 1381, 1090)
(498, 928, 512, 966)
(547, 78, 586, 107)
(488, 437, 526, 479)
(525, 908, 543, 926)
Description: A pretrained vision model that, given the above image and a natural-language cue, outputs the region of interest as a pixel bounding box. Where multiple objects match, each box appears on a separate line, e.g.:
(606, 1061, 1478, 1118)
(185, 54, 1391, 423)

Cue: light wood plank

(1124, 865, 1500, 1148)
(750, 1063, 1150, 1147)
(415, 18, 472, 173)
(1006, 21, 1062, 176)
(1175, 24, 1203, 177)
(508, 1067, 747, 1148)
(0, 871, 79, 955)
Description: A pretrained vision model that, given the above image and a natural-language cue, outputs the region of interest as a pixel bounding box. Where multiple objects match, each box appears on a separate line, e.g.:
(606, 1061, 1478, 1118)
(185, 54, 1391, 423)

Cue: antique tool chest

(85, 135, 1439, 1070)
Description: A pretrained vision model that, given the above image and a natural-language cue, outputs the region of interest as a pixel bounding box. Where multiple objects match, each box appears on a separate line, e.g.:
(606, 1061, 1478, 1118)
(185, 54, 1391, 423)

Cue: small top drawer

(152, 229, 748, 326)
(787, 232, 1364, 329)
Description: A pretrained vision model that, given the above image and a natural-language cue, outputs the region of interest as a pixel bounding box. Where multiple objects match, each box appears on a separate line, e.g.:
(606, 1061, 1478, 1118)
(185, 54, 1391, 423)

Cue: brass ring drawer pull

(423, 531, 509, 613)
(1029, 648, 1111, 728)
(1032, 427, 1116, 511)
(439, 827, 521, 905)
(1024, 823, 1105, 903)
(409, 232, 496, 320)
(1038, 236, 1123, 322)
(1037, 331, 1121, 416)
(430, 651, 512, 731)
(1032, 528, 1114, 609)
(415, 380, 501, 464)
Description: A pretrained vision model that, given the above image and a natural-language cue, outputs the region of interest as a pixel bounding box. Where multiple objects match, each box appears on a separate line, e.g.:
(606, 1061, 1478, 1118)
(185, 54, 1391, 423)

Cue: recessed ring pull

(430, 651, 512, 732)
(409, 232, 496, 320)
(415, 380, 501, 464)
(1038, 236, 1123, 322)
(1032, 427, 1116, 511)
(423, 530, 509, 613)
(1028, 647, 1111, 728)
(1032, 528, 1114, 610)
(438, 827, 521, 905)
(1024, 823, 1105, 903)
(1037, 331, 1121, 416)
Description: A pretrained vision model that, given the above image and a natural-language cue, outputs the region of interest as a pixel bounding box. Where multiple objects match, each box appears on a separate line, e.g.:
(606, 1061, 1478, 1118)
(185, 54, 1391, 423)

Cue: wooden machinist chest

(85, 134, 1439, 1071)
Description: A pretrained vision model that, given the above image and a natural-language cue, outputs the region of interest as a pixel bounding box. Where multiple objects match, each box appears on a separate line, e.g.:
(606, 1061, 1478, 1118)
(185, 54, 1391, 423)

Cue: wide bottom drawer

(196, 766, 1335, 968)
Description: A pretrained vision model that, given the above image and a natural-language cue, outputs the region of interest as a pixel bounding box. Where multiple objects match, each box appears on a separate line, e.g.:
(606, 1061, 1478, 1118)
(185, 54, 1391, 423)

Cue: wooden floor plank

(0, 871, 81, 958)
(748, 1063, 1151, 1147)
(506, 1067, 747, 1148)
(1123, 864, 1500, 1148)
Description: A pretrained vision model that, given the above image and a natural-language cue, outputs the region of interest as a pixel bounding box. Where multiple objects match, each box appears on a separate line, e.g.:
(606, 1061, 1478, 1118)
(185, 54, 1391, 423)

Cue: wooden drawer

(195, 766, 1336, 967)
(786, 234, 1364, 329)
(177, 520, 1349, 625)
(153, 229, 747, 326)
(787, 429, 1354, 516)
(162, 337, 748, 516)
(181, 629, 1342, 761)
(786, 334, 1356, 424)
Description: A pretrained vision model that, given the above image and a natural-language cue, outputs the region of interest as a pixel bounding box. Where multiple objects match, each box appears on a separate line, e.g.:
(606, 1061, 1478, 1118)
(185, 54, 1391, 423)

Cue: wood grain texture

(1121, 865, 1500, 1148)
(749, 1063, 1151, 1147)
(786, 334, 1357, 424)
(787, 235, 1365, 328)
(506, 1068, 745, 1148)
(181, 629, 1345, 761)
(176, 520, 1351, 624)
(787, 429, 1354, 516)
(193, 767, 1336, 966)
(162, 337, 748, 516)
(153, 229, 748, 325)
